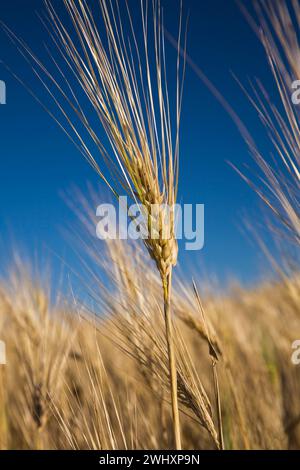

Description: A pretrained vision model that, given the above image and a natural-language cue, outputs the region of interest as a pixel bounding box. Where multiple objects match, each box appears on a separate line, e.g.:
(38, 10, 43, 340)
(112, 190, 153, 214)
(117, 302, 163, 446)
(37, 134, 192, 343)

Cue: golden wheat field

(0, 241, 299, 450)
(1, 0, 300, 453)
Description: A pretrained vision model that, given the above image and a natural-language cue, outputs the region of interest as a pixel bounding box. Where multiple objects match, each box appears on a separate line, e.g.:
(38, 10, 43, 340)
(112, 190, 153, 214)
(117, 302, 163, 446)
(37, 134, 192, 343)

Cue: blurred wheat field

(0, 240, 299, 450)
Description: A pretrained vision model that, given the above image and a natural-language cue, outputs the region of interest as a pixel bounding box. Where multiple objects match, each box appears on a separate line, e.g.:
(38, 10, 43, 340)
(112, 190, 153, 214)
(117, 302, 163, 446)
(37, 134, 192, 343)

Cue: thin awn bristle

(236, 0, 300, 245)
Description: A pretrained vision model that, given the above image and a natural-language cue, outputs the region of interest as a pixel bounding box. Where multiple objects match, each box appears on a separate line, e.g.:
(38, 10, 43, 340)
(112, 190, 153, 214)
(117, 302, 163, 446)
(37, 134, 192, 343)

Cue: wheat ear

(11, 0, 186, 448)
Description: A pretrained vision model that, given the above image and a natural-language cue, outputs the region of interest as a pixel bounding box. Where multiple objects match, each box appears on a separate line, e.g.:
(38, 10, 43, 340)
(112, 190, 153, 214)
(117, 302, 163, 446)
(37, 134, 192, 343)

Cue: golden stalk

(13, 0, 186, 448)
(163, 269, 181, 449)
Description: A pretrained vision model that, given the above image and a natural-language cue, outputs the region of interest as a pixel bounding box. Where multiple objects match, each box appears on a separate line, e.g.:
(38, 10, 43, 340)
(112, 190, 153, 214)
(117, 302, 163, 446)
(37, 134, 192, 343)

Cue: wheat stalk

(25, 0, 185, 448)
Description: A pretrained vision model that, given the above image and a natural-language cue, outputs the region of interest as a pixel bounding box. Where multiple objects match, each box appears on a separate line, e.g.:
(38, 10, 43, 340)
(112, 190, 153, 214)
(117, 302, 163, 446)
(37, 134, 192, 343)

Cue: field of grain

(0, 241, 300, 450)
(0, 0, 300, 451)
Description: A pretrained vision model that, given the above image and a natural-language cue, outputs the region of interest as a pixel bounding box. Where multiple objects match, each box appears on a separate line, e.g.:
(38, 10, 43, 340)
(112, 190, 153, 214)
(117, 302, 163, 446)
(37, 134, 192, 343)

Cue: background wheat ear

(233, 0, 300, 249)
(0, 260, 74, 449)
(18, 0, 186, 449)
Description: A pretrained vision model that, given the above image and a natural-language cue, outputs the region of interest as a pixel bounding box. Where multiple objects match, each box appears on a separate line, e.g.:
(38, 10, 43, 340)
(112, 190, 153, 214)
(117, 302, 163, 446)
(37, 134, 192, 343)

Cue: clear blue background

(0, 0, 279, 288)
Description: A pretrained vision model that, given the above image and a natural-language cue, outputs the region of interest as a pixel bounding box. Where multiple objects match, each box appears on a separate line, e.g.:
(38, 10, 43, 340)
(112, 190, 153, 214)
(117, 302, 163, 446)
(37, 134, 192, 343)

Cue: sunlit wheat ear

(15, 0, 185, 448)
(1, 0, 185, 447)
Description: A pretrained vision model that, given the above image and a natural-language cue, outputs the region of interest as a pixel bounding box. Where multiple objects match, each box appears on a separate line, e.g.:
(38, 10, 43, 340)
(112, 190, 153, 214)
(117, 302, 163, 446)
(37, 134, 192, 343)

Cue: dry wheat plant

(3, 0, 186, 449)
(0, 0, 300, 451)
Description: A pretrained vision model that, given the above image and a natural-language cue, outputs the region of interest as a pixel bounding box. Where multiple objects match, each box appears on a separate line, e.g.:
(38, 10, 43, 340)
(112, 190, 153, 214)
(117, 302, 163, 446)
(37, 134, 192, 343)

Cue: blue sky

(0, 0, 280, 288)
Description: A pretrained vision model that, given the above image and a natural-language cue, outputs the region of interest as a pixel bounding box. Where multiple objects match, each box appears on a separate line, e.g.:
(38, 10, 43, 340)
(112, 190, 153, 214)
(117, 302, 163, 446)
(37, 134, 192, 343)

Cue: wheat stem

(163, 269, 181, 450)
(212, 362, 224, 450)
